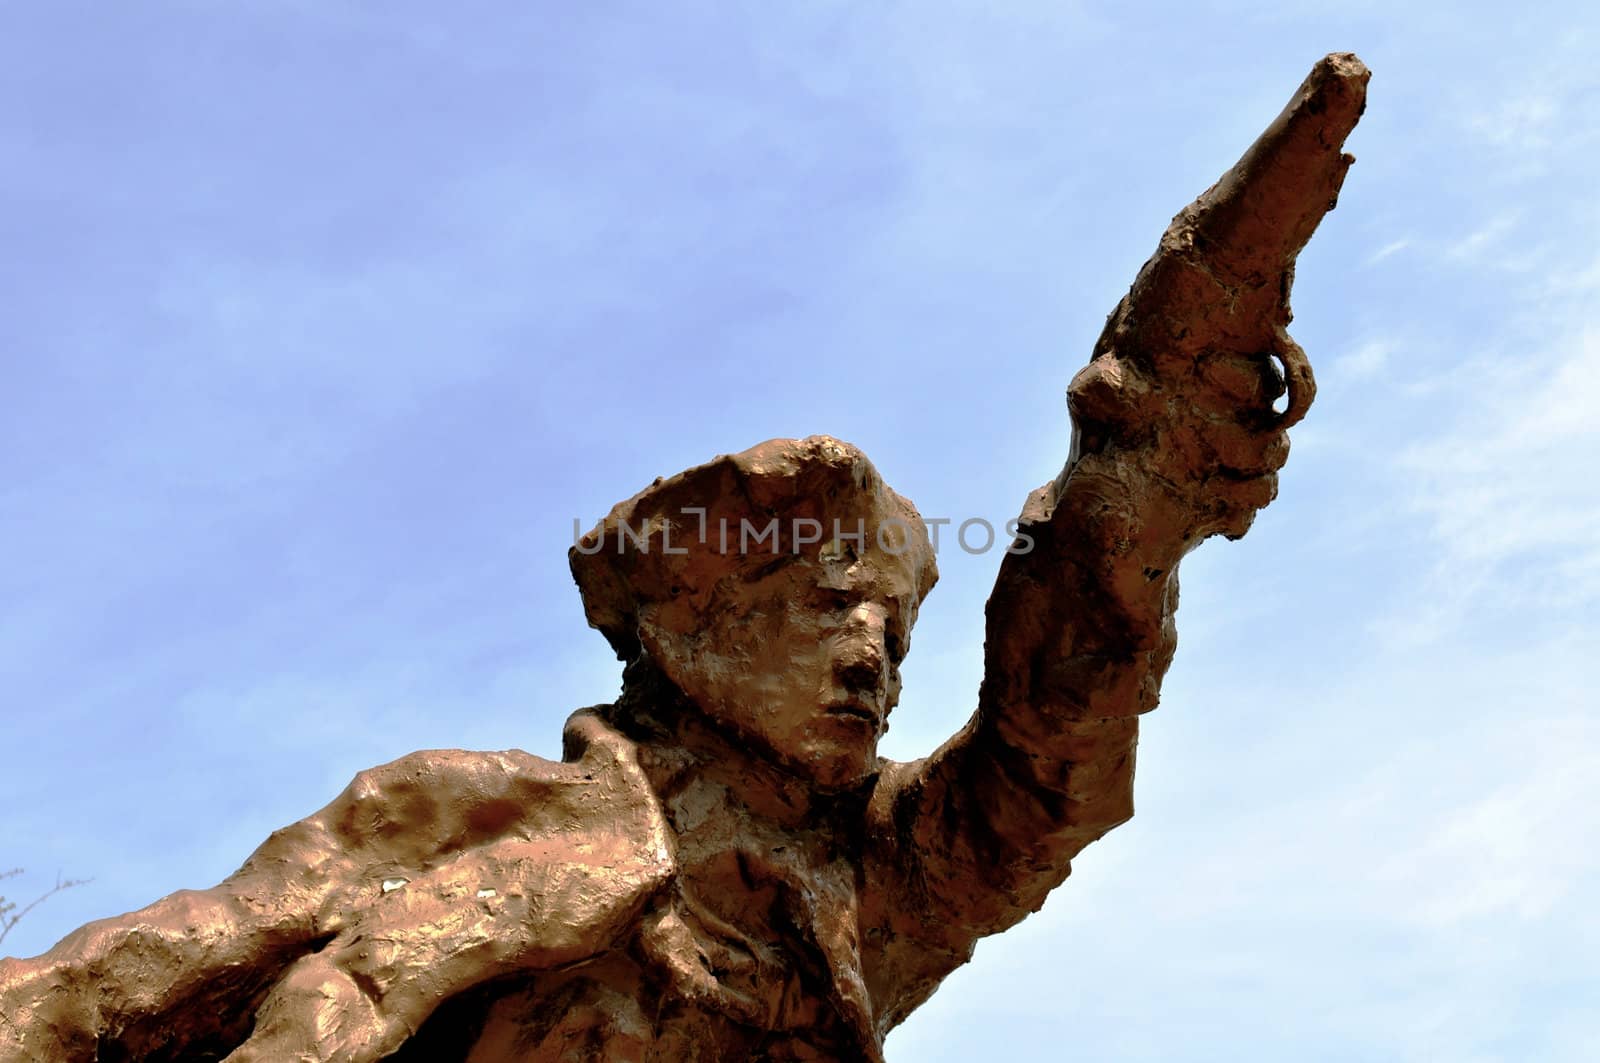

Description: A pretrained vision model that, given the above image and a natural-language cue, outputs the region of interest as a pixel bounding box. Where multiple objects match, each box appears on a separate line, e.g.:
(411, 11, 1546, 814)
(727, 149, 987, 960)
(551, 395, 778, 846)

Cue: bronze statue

(0, 53, 1368, 1062)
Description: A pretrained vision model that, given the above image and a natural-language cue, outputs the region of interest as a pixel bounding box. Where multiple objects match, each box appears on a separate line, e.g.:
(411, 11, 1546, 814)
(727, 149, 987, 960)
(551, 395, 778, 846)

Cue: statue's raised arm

(860, 54, 1369, 1026)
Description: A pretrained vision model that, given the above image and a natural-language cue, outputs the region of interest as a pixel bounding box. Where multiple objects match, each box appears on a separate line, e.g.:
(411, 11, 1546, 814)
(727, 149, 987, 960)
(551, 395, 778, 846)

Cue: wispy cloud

(1445, 209, 1523, 264)
(1332, 338, 1393, 381)
(1365, 238, 1411, 265)
(1369, 713, 1600, 927)
(1468, 92, 1559, 154)
(1399, 327, 1600, 616)
(1456, 33, 1600, 176)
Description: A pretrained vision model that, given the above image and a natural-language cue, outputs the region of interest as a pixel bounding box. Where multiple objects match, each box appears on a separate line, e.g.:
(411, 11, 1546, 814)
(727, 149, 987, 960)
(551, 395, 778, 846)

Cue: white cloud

(1469, 92, 1559, 153)
(1332, 338, 1393, 381)
(1369, 714, 1600, 927)
(1400, 327, 1600, 615)
(1365, 238, 1411, 265)
(1456, 35, 1600, 175)
(1445, 209, 1523, 264)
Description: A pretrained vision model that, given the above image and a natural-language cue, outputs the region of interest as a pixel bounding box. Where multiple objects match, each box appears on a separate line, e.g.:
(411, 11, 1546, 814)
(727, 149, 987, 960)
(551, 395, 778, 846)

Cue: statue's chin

(803, 761, 878, 795)
(693, 704, 879, 794)
(778, 733, 881, 794)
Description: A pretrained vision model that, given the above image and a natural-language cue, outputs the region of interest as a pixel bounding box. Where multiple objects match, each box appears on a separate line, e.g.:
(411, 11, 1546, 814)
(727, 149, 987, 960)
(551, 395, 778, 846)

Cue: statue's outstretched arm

(865, 54, 1369, 1025)
(0, 713, 672, 1063)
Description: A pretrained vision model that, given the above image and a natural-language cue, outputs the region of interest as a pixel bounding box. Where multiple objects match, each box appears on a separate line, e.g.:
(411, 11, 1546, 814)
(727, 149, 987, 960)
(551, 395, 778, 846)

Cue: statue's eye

(814, 587, 857, 612)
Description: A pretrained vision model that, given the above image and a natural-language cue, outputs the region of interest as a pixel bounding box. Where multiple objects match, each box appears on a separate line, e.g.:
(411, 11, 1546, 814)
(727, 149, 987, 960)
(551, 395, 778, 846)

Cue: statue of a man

(0, 54, 1367, 1063)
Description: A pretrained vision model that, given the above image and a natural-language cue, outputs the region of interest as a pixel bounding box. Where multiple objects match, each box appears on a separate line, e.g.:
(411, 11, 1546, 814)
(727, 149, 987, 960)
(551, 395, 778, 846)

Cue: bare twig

(0, 868, 91, 950)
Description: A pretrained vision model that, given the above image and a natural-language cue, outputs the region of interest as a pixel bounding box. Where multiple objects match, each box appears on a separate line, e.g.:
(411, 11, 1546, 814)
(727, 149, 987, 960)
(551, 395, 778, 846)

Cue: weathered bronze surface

(0, 54, 1368, 1062)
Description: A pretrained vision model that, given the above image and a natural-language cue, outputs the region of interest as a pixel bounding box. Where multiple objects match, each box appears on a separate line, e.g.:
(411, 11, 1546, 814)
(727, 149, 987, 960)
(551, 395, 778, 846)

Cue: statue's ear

(631, 601, 702, 695)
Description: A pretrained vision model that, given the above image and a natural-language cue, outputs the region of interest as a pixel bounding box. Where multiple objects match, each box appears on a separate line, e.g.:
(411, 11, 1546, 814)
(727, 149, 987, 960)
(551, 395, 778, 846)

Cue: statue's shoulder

(234, 706, 676, 913)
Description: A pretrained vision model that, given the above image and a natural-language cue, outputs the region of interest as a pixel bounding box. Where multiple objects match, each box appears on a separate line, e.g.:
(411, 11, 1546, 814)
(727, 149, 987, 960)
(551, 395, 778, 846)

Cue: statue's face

(639, 543, 924, 792)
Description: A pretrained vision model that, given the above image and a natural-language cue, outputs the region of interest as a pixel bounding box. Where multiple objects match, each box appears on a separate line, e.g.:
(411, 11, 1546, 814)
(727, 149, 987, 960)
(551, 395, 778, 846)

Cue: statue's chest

(649, 786, 879, 1052)
(458, 788, 883, 1062)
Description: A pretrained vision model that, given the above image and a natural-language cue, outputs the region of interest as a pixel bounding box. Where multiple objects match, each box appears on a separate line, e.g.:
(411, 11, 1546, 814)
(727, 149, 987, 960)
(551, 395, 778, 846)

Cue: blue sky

(3, 2, 1597, 1059)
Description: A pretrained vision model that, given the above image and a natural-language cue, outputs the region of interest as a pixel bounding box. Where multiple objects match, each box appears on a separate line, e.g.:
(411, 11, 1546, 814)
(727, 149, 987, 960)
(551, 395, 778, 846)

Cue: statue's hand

(1066, 334, 1311, 541)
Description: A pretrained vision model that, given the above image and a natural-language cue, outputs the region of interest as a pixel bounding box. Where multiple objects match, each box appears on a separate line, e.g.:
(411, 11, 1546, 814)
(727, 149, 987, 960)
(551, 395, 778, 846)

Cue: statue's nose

(834, 604, 888, 694)
(836, 646, 884, 694)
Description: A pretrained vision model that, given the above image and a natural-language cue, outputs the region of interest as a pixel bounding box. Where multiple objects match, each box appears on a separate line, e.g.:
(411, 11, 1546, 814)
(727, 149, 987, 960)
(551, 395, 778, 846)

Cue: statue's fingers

(1192, 348, 1284, 423)
(1164, 419, 1290, 482)
(1272, 334, 1317, 430)
(1194, 472, 1281, 541)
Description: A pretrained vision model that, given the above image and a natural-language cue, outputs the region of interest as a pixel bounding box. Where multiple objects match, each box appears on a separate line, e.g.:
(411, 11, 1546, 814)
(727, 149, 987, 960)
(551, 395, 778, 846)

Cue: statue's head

(571, 436, 938, 791)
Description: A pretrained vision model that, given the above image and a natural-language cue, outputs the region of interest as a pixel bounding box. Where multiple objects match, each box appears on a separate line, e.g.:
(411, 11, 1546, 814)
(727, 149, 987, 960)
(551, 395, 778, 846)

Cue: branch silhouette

(0, 869, 91, 951)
